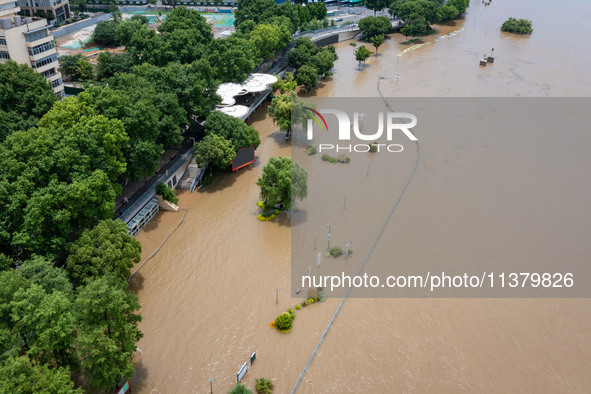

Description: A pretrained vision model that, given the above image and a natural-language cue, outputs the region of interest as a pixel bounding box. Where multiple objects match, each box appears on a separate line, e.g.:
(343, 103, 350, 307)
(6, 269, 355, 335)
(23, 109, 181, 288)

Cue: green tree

(204, 111, 260, 151)
(267, 92, 309, 136)
(194, 133, 236, 169)
(0, 356, 80, 393)
(389, 0, 439, 25)
(296, 64, 318, 91)
(446, 0, 469, 14)
(358, 16, 392, 37)
(363, 0, 389, 16)
(92, 20, 120, 46)
(354, 45, 373, 66)
(400, 15, 430, 38)
(273, 72, 297, 93)
(255, 378, 274, 394)
(0, 60, 56, 141)
(131, 61, 220, 122)
(127, 27, 166, 66)
(206, 36, 257, 83)
(18, 256, 72, 294)
(74, 276, 142, 392)
(76, 55, 93, 80)
(235, 0, 277, 27)
(130, 14, 149, 24)
(229, 383, 253, 394)
(438, 4, 459, 22)
(370, 34, 385, 53)
(249, 23, 289, 60)
(159, 6, 213, 46)
(287, 37, 318, 69)
(313, 47, 337, 77)
(10, 284, 77, 367)
(66, 219, 141, 287)
(59, 54, 83, 81)
(236, 19, 257, 36)
(0, 98, 128, 259)
(156, 183, 178, 204)
(501, 18, 533, 34)
(95, 51, 135, 81)
(257, 157, 307, 209)
(78, 82, 185, 182)
(115, 19, 145, 46)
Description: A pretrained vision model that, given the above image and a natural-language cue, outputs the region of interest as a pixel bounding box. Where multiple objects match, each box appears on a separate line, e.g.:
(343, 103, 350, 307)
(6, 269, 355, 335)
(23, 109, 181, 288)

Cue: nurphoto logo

(305, 108, 418, 153)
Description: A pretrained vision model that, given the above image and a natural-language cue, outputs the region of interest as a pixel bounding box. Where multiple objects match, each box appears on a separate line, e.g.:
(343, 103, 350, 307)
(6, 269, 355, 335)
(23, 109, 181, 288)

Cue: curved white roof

(216, 105, 249, 118)
(216, 73, 279, 100)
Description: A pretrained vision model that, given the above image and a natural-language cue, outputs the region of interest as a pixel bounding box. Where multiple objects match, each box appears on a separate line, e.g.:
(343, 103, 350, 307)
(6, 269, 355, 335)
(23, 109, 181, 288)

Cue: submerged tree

(257, 157, 307, 210)
(501, 17, 533, 34)
(370, 34, 385, 53)
(267, 91, 310, 137)
(354, 45, 373, 66)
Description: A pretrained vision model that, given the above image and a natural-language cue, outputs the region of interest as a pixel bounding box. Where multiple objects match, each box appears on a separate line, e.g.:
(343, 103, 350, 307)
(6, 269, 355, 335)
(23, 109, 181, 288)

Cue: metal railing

(119, 147, 194, 224)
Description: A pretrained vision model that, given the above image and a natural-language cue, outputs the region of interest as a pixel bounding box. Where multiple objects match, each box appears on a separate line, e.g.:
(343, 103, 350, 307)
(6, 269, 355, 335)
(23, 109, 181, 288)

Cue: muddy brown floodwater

(129, 0, 591, 392)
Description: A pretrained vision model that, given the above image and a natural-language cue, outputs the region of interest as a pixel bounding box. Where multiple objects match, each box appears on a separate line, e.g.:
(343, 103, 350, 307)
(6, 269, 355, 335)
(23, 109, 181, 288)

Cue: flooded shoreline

(130, 0, 591, 392)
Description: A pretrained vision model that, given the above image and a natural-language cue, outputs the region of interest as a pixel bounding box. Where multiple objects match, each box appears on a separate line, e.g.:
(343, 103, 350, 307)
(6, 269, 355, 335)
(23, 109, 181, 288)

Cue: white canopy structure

(216, 105, 249, 118)
(215, 73, 278, 117)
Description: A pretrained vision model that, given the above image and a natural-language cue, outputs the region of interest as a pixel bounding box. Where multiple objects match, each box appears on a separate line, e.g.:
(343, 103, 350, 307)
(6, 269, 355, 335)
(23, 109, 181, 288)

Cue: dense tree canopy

(74, 275, 142, 391)
(363, 0, 390, 15)
(358, 16, 392, 37)
(0, 356, 80, 393)
(249, 23, 291, 60)
(501, 17, 533, 34)
(438, 4, 459, 22)
(400, 15, 430, 37)
(66, 219, 141, 287)
(286, 37, 337, 83)
(95, 51, 135, 81)
(194, 133, 236, 169)
(204, 111, 260, 151)
(0, 98, 128, 259)
(0, 257, 142, 392)
(273, 72, 297, 94)
(92, 20, 120, 46)
(131, 60, 220, 121)
(257, 157, 307, 209)
(389, 0, 467, 32)
(390, 0, 439, 25)
(77, 83, 182, 182)
(296, 64, 319, 91)
(0, 61, 56, 141)
(206, 36, 257, 83)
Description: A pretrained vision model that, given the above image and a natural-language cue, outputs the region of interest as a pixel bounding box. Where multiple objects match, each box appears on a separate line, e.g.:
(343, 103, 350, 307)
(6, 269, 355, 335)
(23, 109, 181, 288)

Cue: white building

(0, 0, 64, 96)
(17, 0, 71, 25)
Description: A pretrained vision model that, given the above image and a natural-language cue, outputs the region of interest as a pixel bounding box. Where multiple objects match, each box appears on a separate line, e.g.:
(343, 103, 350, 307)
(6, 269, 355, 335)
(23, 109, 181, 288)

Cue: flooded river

(129, 0, 591, 392)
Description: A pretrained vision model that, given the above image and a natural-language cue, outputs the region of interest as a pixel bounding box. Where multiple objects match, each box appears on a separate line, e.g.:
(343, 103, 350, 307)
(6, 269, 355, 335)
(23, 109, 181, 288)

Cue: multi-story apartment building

(17, 0, 70, 25)
(0, 0, 64, 96)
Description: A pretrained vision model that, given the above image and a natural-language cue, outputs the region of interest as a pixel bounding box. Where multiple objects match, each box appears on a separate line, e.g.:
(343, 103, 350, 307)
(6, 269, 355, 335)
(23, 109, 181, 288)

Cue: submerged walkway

(290, 76, 419, 393)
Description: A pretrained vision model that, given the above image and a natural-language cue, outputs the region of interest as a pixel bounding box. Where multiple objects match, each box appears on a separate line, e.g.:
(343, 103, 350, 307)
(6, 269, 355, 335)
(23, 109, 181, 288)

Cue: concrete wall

(314, 34, 338, 47)
(165, 154, 192, 190)
(338, 30, 361, 41)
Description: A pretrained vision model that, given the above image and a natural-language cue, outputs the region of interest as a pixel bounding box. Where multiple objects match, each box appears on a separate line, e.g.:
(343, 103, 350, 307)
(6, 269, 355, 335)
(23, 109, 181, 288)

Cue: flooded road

(130, 0, 591, 392)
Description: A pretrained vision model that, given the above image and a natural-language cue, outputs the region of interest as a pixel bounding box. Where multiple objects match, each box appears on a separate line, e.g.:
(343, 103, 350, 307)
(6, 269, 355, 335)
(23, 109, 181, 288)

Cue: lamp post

(326, 221, 332, 249)
(209, 377, 213, 393)
(345, 241, 352, 258)
(275, 288, 279, 304)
